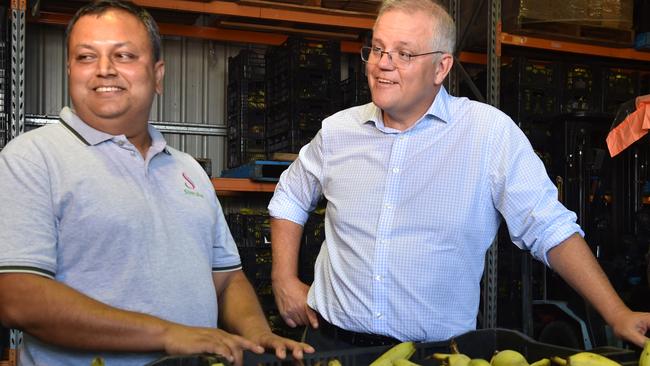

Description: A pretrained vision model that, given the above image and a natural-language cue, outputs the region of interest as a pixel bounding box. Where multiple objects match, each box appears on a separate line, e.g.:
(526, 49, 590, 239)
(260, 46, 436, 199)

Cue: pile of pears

(359, 338, 650, 366)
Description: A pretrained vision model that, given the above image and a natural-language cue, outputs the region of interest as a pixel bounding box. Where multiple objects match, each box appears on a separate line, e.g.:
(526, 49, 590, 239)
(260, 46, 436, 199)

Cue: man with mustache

(0, 1, 313, 365)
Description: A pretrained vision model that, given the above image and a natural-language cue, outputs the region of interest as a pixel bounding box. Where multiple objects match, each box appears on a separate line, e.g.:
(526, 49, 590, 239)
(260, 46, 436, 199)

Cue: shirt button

(392, 167, 399, 173)
(384, 203, 392, 209)
(117, 141, 125, 146)
(375, 312, 382, 318)
(375, 275, 382, 281)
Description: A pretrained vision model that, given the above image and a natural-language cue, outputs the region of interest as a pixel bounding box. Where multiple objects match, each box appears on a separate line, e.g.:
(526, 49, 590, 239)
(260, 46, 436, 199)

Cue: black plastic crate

(501, 85, 558, 124)
(228, 49, 265, 83)
(225, 210, 325, 338)
(227, 137, 265, 169)
(561, 63, 602, 113)
(341, 70, 371, 109)
(242, 213, 271, 247)
(602, 68, 639, 114)
(237, 244, 272, 284)
(146, 354, 232, 366)
(267, 69, 336, 105)
(640, 71, 650, 95)
(226, 50, 266, 168)
(500, 57, 560, 123)
(265, 98, 329, 155)
(227, 81, 265, 139)
(502, 57, 559, 88)
(298, 213, 325, 284)
(242, 328, 637, 366)
(264, 37, 341, 155)
(226, 79, 265, 169)
(266, 128, 320, 155)
(225, 213, 245, 242)
(266, 37, 340, 72)
(266, 100, 328, 134)
(227, 212, 273, 288)
(227, 109, 264, 140)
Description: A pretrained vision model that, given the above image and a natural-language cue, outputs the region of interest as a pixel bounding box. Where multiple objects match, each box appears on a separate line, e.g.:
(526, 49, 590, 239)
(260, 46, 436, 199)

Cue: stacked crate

(640, 71, 650, 95)
(340, 70, 371, 109)
(501, 57, 560, 124)
(340, 56, 371, 109)
(298, 211, 326, 285)
(265, 38, 340, 155)
(561, 63, 601, 113)
(601, 67, 639, 114)
(226, 209, 325, 339)
(226, 211, 272, 298)
(500, 57, 560, 171)
(226, 50, 266, 168)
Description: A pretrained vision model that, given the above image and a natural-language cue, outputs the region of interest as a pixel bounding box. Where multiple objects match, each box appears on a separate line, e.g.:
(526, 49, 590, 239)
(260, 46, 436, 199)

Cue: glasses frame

(360, 46, 444, 68)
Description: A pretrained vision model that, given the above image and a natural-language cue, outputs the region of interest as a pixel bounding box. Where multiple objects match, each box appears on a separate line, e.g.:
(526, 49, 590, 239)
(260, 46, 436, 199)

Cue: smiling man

(269, 0, 650, 350)
(0, 1, 313, 365)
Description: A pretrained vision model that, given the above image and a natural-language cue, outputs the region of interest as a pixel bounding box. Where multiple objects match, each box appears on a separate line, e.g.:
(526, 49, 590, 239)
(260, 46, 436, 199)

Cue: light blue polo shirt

(0, 107, 241, 366)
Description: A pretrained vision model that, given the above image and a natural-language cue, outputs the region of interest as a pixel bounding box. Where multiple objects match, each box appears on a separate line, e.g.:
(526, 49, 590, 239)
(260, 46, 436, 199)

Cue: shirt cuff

(0, 265, 55, 279)
(212, 263, 242, 272)
(540, 226, 585, 267)
(268, 194, 311, 225)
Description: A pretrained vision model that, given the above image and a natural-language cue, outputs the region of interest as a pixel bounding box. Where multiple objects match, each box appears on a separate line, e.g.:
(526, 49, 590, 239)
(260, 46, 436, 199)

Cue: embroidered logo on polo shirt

(182, 172, 204, 198)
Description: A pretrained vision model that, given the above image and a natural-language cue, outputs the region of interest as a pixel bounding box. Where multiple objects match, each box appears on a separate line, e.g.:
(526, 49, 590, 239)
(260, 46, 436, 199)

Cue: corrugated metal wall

(25, 23, 266, 177)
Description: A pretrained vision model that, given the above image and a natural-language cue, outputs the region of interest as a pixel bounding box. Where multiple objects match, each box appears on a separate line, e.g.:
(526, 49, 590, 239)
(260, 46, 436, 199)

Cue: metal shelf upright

(482, 0, 501, 332)
(7, 1, 26, 363)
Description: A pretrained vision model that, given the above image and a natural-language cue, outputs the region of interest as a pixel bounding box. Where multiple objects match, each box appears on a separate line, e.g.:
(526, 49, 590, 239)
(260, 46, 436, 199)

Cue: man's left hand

(250, 331, 315, 361)
(610, 309, 650, 347)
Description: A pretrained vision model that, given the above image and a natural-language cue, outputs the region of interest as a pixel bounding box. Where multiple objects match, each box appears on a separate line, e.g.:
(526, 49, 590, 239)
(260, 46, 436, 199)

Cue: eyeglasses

(360, 46, 444, 69)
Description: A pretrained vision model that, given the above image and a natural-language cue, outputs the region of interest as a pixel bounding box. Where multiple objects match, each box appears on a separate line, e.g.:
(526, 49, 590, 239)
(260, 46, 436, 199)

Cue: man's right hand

(162, 324, 264, 366)
(272, 276, 318, 329)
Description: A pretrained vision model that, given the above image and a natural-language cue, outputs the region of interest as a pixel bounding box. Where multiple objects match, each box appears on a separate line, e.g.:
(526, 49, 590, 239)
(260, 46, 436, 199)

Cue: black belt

(317, 314, 400, 347)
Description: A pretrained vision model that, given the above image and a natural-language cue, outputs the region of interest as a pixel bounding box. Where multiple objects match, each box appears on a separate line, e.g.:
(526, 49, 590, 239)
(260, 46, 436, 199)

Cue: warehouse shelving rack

(5, 1, 650, 362)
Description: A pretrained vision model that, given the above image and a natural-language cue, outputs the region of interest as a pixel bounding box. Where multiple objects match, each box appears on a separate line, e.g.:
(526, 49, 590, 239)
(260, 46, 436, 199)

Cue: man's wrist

(271, 272, 299, 283)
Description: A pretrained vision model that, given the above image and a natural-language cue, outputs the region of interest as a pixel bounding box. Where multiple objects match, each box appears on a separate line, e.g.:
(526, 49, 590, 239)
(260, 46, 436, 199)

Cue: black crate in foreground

(146, 354, 231, 366)
(242, 328, 637, 366)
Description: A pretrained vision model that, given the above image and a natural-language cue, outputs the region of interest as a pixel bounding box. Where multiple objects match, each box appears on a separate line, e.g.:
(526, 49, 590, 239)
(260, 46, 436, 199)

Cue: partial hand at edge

(162, 323, 264, 366)
(608, 309, 650, 348)
(272, 276, 318, 329)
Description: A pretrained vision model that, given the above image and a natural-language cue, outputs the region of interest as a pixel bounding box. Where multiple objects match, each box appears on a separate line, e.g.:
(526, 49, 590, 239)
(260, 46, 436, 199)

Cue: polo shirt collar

(362, 86, 453, 129)
(59, 107, 170, 155)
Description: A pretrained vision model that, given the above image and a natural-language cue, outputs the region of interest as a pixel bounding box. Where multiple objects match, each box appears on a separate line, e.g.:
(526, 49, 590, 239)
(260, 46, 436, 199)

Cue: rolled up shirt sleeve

(268, 130, 325, 225)
(489, 119, 584, 266)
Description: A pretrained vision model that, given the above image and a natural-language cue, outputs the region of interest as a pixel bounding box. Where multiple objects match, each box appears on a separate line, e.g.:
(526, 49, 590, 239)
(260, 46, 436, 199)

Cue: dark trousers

(301, 315, 401, 364)
(307, 314, 397, 346)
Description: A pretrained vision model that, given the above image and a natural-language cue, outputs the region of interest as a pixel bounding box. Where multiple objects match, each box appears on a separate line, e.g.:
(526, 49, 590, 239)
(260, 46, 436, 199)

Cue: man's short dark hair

(65, 0, 162, 62)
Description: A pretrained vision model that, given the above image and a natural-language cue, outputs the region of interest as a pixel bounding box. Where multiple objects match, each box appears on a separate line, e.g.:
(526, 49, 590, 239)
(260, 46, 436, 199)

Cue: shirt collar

(147, 123, 171, 155)
(361, 86, 453, 129)
(59, 107, 170, 154)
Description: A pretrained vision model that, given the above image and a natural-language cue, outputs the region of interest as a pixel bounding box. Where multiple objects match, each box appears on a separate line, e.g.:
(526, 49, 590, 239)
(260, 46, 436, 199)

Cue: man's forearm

(270, 218, 304, 282)
(0, 273, 172, 352)
(547, 233, 631, 325)
(216, 271, 271, 339)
